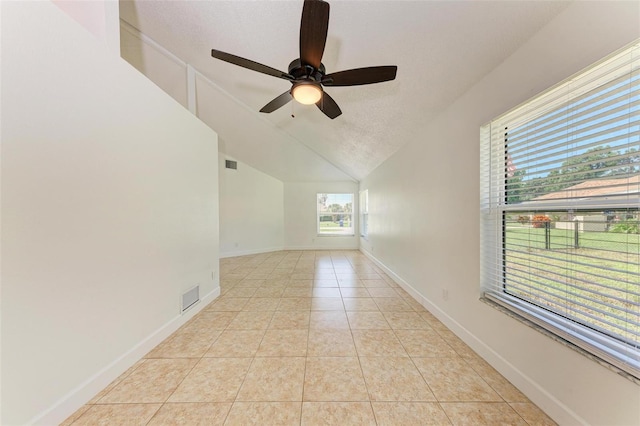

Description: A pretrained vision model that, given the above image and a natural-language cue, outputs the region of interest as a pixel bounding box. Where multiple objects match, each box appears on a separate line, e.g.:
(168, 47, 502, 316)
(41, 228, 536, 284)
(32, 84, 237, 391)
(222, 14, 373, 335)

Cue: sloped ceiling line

(120, 19, 357, 183)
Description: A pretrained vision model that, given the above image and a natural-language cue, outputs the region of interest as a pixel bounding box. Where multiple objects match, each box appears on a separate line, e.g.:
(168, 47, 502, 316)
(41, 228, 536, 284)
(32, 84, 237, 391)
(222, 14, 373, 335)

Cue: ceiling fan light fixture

(291, 82, 323, 105)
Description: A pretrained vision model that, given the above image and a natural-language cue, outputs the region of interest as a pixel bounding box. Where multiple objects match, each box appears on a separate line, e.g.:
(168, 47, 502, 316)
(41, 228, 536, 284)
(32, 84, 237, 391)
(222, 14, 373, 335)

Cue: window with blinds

(480, 41, 640, 379)
(360, 190, 369, 238)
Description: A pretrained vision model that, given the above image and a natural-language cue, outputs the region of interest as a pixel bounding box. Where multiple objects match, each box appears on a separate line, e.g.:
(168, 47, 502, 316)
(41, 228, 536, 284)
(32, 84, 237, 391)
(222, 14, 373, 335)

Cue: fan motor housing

(288, 59, 325, 81)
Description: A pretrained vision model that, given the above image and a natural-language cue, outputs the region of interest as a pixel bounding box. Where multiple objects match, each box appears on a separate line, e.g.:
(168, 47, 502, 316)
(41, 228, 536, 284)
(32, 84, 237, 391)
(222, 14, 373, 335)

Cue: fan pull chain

(291, 98, 295, 118)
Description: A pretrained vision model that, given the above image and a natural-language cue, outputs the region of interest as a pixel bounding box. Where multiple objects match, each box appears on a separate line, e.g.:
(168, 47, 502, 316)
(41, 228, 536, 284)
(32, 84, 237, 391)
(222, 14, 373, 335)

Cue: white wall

(1, 2, 219, 424)
(284, 182, 359, 250)
(219, 156, 284, 257)
(52, 0, 120, 54)
(360, 2, 640, 425)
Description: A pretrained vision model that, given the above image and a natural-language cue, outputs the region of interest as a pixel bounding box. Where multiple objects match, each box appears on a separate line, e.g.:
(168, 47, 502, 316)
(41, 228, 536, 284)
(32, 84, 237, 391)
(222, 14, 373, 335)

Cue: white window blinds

(480, 41, 640, 379)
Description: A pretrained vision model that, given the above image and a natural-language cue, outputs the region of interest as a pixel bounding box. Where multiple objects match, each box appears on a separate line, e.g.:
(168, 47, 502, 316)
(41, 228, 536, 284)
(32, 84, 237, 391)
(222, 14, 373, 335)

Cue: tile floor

(63, 250, 556, 425)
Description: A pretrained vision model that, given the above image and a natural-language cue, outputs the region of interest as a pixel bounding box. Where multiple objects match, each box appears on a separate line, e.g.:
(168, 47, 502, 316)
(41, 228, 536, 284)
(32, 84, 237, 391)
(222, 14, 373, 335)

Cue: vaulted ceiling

(119, 0, 569, 182)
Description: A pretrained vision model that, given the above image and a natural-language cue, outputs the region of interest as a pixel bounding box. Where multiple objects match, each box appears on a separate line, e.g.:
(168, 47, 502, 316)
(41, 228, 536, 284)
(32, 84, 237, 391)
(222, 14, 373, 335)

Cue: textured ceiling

(119, 0, 569, 182)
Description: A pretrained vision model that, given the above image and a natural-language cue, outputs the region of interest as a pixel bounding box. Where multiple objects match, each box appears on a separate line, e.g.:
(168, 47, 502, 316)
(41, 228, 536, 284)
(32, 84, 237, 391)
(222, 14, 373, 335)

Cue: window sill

(480, 296, 640, 386)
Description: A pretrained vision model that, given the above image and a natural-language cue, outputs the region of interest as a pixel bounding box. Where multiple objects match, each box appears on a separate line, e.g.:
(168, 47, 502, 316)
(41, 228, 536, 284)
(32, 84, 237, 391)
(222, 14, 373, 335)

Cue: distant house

(534, 174, 640, 203)
(532, 175, 639, 231)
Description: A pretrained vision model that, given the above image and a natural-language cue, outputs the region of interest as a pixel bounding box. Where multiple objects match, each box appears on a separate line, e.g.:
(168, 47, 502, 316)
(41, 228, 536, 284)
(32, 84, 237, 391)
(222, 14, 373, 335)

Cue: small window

(360, 190, 369, 238)
(317, 193, 354, 236)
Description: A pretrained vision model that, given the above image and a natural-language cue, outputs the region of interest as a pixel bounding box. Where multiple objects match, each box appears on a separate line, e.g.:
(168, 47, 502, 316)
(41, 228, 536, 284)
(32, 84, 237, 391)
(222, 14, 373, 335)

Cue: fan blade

(299, 0, 330, 69)
(260, 91, 293, 113)
(211, 49, 292, 80)
(316, 91, 342, 119)
(322, 66, 397, 86)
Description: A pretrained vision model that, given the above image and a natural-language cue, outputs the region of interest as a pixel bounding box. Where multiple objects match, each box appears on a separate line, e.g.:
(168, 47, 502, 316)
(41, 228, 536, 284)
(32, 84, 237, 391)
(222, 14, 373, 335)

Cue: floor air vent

(225, 160, 237, 170)
(182, 285, 200, 313)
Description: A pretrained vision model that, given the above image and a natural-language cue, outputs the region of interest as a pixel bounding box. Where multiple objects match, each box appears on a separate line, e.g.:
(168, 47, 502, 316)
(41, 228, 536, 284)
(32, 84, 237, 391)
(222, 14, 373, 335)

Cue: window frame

(316, 193, 355, 237)
(359, 189, 369, 239)
(480, 40, 640, 381)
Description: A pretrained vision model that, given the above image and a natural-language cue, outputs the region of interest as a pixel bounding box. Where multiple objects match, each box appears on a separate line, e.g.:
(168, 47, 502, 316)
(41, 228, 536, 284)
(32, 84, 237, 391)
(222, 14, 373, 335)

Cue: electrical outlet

(441, 288, 449, 301)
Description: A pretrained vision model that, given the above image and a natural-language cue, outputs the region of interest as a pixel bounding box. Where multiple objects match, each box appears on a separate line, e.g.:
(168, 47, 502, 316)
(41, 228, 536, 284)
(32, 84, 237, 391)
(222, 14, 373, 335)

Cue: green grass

(504, 227, 639, 345)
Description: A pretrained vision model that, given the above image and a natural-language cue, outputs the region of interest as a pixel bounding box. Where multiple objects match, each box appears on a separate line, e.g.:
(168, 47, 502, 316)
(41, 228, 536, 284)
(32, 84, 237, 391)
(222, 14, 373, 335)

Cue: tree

(522, 146, 639, 198)
(506, 169, 527, 204)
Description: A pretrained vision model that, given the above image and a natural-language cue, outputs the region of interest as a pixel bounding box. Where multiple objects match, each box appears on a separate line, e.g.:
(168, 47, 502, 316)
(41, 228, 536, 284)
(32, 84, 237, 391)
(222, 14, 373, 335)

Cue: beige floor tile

(204, 330, 265, 357)
(262, 278, 290, 287)
(223, 286, 258, 298)
(236, 357, 306, 401)
(206, 297, 249, 312)
(288, 279, 314, 287)
(347, 311, 391, 330)
(145, 330, 220, 359)
(244, 297, 281, 311)
(60, 404, 91, 425)
(419, 312, 451, 333)
(343, 297, 379, 311)
(225, 402, 301, 426)
(100, 359, 197, 403)
(227, 311, 274, 330)
(359, 357, 436, 402)
(465, 356, 529, 402)
(509, 402, 558, 425)
(394, 329, 458, 358)
(352, 330, 408, 357)
(403, 297, 427, 312)
(312, 287, 342, 297)
(373, 297, 413, 312)
(340, 287, 372, 298)
(292, 273, 315, 280)
(307, 329, 357, 357)
(313, 280, 339, 288)
(278, 297, 313, 311)
(252, 287, 284, 298)
(246, 272, 271, 279)
(89, 359, 145, 403)
(303, 357, 369, 401)
(256, 329, 309, 356)
(311, 297, 345, 311)
(413, 357, 502, 402)
(383, 312, 430, 329)
(368, 288, 401, 298)
(168, 358, 252, 402)
(440, 402, 528, 425)
(147, 402, 231, 425)
(269, 311, 311, 329)
(338, 278, 365, 287)
(361, 279, 390, 288)
(358, 273, 383, 280)
(301, 402, 376, 426)
(283, 287, 314, 297)
(71, 404, 161, 425)
(372, 402, 452, 425)
(235, 279, 265, 288)
(222, 273, 249, 281)
(75, 251, 557, 426)
(436, 329, 479, 358)
(180, 311, 238, 332)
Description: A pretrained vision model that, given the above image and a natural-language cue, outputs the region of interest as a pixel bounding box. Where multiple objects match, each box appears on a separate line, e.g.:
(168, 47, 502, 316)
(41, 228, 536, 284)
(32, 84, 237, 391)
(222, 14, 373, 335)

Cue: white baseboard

(219, 246, 284, 258)
(359, 247, 583, 425)
(31, 287, 220, 426)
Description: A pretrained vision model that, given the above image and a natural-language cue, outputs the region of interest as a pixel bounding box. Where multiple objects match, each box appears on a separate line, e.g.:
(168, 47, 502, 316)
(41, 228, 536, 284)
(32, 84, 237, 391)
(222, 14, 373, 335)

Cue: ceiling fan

(211, 0, 397, 119)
